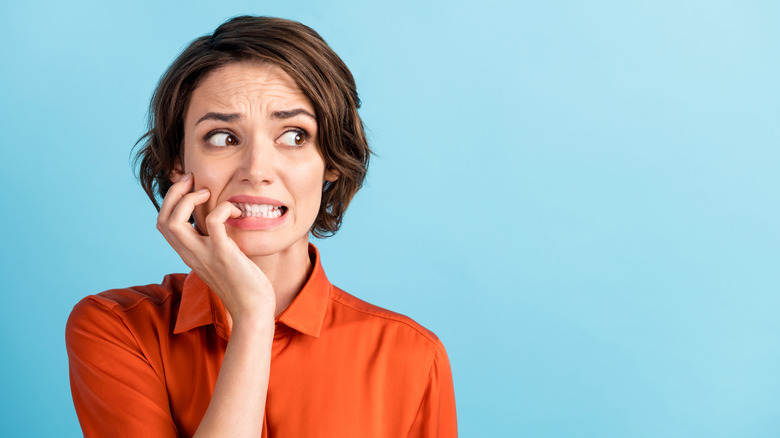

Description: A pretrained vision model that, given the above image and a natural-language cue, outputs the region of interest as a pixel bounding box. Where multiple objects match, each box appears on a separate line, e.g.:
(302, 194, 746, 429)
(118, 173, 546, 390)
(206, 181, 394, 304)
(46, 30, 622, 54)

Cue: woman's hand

(159, 173, 274, 436)
(156, 173, 275, 324)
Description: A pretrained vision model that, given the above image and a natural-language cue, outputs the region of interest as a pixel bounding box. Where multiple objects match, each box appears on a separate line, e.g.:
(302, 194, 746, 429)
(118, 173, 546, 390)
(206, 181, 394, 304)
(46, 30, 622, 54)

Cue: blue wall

(1, 1, 778, 436)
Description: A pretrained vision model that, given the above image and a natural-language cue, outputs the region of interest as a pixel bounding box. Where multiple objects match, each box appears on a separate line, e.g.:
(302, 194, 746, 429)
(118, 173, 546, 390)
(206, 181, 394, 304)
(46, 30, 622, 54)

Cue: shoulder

(80, 273, 186, 311)
(327, 286, 441, 347)
(66, 273, 186, 337)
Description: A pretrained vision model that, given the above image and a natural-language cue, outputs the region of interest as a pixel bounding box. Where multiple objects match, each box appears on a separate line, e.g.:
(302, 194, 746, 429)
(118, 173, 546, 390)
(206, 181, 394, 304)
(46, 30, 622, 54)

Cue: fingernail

(197, 188, 209, 194)
(181, 173, 192, 181)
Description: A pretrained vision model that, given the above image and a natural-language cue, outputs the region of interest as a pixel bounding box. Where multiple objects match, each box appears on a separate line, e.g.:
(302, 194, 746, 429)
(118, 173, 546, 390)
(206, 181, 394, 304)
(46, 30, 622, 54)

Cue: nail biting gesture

(156, 173, 275, 323)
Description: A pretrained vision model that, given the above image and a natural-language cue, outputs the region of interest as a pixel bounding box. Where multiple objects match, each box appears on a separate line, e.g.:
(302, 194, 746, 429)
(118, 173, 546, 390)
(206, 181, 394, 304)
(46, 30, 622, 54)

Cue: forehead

(187, 61, 313, 118)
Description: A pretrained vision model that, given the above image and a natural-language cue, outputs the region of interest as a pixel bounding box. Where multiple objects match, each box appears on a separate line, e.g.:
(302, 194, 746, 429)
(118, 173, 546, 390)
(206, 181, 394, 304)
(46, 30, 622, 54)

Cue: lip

(225, 195, 288, 230)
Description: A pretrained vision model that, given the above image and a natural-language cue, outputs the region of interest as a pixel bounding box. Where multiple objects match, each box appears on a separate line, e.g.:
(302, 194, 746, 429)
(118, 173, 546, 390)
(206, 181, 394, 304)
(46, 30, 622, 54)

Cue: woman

(66, 15, 457, 437)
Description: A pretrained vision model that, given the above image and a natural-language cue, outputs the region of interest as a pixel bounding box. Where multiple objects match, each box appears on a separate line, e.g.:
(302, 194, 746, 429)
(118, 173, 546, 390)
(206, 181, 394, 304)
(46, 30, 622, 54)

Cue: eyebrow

(270, 108, 316, 121)
(194, 108, 316, 126)
(195, 112, 241, 126)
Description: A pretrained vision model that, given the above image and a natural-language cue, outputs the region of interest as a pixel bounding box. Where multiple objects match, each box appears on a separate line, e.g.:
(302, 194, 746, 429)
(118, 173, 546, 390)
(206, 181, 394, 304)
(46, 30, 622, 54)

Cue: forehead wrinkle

(191, 63, 313, 123)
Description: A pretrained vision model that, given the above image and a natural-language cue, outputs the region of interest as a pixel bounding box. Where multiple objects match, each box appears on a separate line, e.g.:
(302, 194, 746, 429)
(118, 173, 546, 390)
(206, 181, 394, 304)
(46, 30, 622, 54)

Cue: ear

(324, 168, 340, 183)
(169, 157, 185, 183)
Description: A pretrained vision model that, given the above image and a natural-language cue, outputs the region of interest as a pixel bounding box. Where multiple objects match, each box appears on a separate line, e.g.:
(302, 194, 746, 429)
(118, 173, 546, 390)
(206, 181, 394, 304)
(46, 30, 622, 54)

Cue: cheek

(298, 167, 326, 218)
(186, 156, 231, 218)
(191, 166, 223, 192)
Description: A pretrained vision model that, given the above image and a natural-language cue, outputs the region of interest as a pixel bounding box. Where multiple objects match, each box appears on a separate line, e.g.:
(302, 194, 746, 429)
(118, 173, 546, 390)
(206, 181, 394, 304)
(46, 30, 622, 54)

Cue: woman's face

(179, 61, 334, 258)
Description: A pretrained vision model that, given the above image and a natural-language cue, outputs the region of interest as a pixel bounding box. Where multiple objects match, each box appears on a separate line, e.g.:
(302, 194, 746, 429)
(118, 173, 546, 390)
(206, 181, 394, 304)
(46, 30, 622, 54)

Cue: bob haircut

(135, 15, 370, 238)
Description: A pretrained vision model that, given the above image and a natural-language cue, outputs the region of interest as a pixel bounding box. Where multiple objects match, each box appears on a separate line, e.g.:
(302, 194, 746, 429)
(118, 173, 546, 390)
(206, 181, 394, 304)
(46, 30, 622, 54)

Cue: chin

(231, 235, 280, 257)
(229, 231, 308, 259)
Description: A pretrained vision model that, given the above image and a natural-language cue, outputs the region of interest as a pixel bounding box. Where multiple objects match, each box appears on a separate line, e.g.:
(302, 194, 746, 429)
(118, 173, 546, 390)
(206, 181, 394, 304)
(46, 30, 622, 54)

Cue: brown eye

(207, 132, 238, 147)
(278, 130, 307, 147)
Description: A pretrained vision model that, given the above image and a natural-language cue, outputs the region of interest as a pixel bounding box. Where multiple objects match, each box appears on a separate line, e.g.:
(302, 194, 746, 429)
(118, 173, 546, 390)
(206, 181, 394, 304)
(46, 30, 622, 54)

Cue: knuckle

(205, 215, 221, 227)
(168, 224, 185, 238)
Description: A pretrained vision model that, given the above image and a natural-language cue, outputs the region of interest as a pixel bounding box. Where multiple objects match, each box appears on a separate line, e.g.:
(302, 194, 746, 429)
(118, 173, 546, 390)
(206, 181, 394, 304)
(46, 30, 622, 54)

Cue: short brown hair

(134, 16, 370, 237)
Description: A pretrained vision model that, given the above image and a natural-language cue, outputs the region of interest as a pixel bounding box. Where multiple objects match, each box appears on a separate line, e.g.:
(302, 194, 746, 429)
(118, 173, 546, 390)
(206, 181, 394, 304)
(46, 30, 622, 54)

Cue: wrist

(228, 304, 276, 330)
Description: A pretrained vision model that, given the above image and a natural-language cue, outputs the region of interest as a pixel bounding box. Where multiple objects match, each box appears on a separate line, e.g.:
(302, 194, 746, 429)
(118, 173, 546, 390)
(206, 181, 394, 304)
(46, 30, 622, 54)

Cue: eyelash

(204, 130, 237, 148)
(203, 128, 311, 148)
(280, 128, 310, 148)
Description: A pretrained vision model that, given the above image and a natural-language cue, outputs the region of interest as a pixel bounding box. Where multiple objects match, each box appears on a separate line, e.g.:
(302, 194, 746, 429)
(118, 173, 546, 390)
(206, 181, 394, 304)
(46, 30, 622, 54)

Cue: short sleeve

(65, 297, 178, 437)
(407, 339, 458, 437)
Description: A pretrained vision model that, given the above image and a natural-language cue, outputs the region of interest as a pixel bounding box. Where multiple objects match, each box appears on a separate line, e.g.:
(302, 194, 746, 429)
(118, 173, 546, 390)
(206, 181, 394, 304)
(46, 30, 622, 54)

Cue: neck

(249, 239, 313, 317)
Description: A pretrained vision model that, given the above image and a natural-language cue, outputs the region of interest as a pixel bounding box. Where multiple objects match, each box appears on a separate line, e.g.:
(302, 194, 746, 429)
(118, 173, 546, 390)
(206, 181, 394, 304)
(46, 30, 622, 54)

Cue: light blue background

(1, 0, 778, 436)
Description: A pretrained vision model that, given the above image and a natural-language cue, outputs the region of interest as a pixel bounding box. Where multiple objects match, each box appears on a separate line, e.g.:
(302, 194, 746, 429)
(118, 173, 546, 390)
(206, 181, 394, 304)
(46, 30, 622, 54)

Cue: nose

(237, 137, 276, 185)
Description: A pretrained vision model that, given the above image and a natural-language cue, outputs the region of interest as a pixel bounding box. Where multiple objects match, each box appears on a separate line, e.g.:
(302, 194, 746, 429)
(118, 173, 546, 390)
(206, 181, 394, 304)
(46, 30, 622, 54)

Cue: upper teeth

(233, 203, 283, 219)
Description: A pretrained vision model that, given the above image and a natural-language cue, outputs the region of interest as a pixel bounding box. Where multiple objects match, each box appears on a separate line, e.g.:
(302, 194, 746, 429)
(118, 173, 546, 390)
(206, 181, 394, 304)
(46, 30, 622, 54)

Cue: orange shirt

(66, 245, 457, 437)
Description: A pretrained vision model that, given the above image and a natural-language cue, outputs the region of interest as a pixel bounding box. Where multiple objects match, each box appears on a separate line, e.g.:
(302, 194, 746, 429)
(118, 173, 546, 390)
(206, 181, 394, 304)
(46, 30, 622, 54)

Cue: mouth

(231, 202, 288, 219)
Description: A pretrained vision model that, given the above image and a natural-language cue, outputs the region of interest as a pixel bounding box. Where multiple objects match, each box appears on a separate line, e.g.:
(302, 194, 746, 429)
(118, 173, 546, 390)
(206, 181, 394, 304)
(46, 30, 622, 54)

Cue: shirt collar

(173, 243, 331, 339)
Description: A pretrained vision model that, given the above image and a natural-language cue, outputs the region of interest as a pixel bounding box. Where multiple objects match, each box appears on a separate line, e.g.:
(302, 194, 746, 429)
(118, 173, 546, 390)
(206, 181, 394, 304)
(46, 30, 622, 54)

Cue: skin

(156, 61, 337, 437)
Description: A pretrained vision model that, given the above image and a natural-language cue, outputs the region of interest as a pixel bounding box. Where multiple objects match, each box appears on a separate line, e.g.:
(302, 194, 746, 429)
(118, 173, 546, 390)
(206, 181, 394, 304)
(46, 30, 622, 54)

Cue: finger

(157, 173, 193, 225)
(205, 201, 242, 246)
(169, 188, 210, 225)
(167, 188, 211, 247)
(157, 174, 197, 251)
